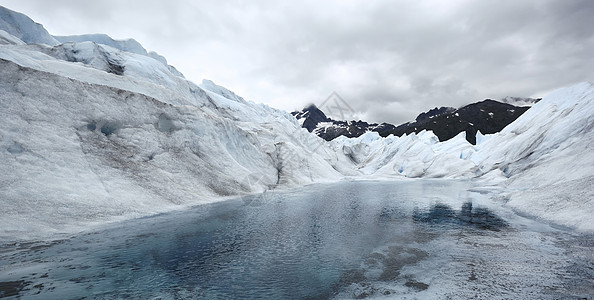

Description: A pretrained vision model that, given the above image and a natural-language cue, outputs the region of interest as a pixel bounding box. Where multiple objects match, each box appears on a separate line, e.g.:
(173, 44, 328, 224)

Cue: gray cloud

(2, 0, 593, 124)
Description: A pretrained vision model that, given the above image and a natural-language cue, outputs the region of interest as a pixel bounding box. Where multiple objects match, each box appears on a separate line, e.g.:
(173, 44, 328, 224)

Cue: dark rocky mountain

(291, 104, 395, 141)
(292, 104, 330, 132)
(292, 100, 531, 144)
(415, 107, 456, 123)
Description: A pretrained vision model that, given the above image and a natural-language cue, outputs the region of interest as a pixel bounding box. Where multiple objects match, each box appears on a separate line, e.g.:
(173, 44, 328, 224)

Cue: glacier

(472, 82, 594, 231)
(0, 6, 59, 46)
(0, 5, 592, 242)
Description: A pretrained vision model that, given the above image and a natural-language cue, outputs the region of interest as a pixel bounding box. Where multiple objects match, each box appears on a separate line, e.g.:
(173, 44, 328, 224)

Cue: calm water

(1, 180, 592, 299)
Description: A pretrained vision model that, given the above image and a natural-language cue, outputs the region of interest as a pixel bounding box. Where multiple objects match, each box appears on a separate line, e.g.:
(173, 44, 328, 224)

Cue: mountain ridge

(292, 99, 530, 144)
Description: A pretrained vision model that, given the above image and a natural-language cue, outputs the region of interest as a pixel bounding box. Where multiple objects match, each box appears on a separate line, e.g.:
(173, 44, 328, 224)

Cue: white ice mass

(0, 6, 592, 240)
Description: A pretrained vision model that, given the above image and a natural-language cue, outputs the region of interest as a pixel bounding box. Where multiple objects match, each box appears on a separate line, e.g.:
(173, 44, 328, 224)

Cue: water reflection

(0, 181, 551, 299)
(412, 202, 508, 231)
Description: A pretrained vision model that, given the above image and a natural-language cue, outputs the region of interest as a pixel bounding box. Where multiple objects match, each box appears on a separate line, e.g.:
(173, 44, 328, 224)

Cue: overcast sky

(2, 0, 593, 124)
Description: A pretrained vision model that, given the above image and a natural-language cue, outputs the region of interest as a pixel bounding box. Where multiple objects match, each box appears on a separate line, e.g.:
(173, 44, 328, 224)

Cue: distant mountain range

(292, 98, 539, 144)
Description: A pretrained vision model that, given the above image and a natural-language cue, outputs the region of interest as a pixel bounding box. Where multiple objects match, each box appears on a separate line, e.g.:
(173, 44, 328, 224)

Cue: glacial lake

(1, 180, 592, 299)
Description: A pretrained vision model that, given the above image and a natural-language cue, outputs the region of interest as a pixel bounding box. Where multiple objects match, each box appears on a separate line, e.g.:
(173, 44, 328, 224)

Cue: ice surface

(54, 34, 148, 56)
(54, 33, 181, 76)
(0, 6, 59, 45)
(471, 82, 594, 231)
(0, 29, 24, 45)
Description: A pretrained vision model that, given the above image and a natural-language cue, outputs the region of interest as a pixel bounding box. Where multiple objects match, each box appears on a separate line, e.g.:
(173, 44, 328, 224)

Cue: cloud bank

(3, 0, 593, 123)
